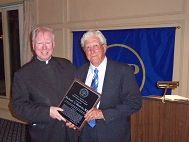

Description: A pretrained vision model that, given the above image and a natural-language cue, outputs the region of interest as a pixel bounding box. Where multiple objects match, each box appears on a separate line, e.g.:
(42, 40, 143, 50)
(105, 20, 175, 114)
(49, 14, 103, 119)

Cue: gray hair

(32, 26, 55, 46)
(80, 30, 107, 48)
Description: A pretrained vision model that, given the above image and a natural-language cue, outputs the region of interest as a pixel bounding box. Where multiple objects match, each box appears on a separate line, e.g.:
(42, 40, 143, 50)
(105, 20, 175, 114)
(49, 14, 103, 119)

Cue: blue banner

(73, 27, 176, 96)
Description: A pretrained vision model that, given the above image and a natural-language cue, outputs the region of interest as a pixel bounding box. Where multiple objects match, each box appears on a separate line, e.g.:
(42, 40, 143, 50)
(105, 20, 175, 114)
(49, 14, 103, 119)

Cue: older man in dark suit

(75, 30, 142, 142)
(11, 27, 76, 142)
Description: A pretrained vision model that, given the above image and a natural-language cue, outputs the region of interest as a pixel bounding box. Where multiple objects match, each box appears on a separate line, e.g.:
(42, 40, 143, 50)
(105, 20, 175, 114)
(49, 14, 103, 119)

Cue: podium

(131, 96, 189, 142)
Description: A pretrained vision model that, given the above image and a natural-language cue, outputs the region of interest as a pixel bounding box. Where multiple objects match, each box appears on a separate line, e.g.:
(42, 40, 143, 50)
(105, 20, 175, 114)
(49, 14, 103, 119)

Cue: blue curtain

(73, 27, 176, 96)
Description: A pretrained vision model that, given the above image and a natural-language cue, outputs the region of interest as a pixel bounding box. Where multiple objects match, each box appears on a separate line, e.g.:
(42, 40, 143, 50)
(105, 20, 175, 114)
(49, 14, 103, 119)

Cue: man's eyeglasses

(84, 44, 103, 51)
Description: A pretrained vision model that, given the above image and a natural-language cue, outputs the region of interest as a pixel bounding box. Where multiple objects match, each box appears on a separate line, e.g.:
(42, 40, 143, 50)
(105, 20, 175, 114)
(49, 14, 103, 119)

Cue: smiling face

(83, 36, 107, 67)
(33, 31, 54, 61)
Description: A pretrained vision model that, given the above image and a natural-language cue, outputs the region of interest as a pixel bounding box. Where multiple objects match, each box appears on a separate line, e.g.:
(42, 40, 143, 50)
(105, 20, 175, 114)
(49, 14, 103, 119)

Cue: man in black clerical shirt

(11, 27, 76, 142)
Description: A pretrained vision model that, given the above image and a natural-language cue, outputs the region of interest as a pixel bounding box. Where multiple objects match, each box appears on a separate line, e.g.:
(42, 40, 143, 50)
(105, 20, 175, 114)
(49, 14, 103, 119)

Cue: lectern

(131, 96, 189, 142)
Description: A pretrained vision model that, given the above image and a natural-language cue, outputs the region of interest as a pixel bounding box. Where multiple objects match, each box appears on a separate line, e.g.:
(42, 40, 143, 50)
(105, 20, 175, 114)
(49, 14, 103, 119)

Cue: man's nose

(90, 48, 95, 53)
(42, 43, 47, 49)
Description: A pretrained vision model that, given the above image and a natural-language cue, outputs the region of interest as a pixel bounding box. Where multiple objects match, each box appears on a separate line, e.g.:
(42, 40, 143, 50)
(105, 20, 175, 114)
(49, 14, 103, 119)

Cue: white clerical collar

(89, 56, 107, 73)
(37, 56, 52, 64)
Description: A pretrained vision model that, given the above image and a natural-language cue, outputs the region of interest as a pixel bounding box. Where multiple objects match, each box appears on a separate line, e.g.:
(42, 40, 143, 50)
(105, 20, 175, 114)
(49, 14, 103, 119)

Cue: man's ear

(53, 41, 55, 48)
(32, 42, 35, 49)
(32, 46, 35, 50)
(102, 44, 107, 53)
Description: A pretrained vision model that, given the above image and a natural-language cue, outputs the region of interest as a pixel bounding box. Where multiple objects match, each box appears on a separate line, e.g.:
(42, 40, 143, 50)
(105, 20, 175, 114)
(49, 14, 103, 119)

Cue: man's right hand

(50, 106, 66, 122)
(66, 121, 77, 130)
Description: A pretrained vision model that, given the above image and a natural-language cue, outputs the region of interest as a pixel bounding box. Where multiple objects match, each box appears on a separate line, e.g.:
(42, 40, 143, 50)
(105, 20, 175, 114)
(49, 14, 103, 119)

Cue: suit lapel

(99, 59, 114, 108)
(78, 61, 114, 109)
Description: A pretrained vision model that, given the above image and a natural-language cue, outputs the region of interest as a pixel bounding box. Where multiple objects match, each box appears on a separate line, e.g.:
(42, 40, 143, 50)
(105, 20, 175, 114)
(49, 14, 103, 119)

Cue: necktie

(88, 68, 98, 128)
(91, 68, 99, 91)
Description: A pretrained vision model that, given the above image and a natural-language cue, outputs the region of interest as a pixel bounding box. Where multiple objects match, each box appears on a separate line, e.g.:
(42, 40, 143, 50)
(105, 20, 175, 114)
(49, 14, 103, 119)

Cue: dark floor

(0, 118, 29, 142)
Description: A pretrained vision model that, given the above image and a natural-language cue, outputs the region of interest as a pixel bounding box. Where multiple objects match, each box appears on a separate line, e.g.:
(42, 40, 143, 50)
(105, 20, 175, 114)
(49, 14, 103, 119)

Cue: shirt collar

(89, 56, 107, 73)
(37, 56, 52, 64)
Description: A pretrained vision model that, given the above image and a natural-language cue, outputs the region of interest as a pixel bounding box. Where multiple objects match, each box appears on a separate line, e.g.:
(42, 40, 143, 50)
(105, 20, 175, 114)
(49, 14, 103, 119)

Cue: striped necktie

(91, 68, 99, 91)
(88, 68, 98, 128)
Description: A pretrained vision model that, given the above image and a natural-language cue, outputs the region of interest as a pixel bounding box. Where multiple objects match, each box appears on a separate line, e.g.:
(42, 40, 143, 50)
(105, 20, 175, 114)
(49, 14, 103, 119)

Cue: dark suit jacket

(76, 59, 142, 142)
(11, 56, 76, 142)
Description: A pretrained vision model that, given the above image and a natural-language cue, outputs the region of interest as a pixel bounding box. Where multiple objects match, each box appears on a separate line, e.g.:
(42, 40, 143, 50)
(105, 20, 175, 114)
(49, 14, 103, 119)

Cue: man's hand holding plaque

(59, 79, 101, 130)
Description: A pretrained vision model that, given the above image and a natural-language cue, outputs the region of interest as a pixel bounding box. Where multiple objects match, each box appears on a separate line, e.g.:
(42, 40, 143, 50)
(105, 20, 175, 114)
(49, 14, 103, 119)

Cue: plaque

(59, 79, 101, 130)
